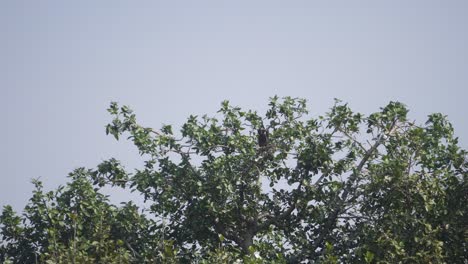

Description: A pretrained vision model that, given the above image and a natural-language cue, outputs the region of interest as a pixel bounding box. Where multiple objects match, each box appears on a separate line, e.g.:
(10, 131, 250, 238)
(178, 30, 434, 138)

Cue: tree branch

(258, 177, 304, 231)
(308, 120, 399, 259)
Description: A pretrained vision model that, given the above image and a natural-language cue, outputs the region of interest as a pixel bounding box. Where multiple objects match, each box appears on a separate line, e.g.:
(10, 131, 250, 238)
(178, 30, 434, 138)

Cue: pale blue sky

(1, 1, 467, 210)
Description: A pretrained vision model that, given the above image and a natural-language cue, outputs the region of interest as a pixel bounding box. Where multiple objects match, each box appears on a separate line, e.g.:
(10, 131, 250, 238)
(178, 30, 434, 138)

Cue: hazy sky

(1, 1, 467, 211)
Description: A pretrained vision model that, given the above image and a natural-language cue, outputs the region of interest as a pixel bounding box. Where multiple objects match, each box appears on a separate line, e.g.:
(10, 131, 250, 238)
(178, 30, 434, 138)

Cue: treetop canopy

(1, 96, 466, 263)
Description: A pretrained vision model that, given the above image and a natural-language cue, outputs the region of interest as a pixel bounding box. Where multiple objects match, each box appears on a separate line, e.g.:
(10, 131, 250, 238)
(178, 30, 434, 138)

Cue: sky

(1, 1, 467, 211)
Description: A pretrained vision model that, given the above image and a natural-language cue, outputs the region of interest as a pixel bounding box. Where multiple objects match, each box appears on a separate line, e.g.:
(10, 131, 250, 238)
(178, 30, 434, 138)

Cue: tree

(1, 96, 467, 263)
(0, 169, 166, 264)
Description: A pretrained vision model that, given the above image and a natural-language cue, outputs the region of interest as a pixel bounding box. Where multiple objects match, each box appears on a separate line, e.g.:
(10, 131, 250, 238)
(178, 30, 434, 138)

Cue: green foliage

(0, 170, 162, 263)
(1, 96, 467, 263)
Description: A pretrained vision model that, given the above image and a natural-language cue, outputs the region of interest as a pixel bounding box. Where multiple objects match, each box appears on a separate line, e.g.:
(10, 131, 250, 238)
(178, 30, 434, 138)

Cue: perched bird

(257, 128, 269, 147)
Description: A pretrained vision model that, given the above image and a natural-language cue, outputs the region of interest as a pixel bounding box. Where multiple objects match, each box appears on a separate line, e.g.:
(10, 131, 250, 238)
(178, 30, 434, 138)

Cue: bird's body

(258, 128, 269, 147)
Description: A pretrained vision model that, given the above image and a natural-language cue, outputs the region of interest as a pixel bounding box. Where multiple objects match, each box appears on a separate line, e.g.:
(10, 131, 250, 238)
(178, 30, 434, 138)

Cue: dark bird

(258, 128, 269, 147)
